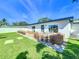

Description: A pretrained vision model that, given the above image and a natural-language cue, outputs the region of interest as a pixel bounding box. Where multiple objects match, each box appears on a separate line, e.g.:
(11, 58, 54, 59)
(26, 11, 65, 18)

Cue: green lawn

(0, 32, 79, 59)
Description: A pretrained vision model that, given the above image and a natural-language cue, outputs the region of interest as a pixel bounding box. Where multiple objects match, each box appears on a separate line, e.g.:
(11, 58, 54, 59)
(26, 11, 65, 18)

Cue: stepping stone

(4, 40, 14, 45)
(53, 44, 65, 53)
(17, 37, 23, 40)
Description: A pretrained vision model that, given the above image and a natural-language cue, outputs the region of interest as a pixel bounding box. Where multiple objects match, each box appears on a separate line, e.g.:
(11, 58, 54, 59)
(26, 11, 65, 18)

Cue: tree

(13, 22, 19, 26)
(2, 18, 8, 25)
(19, 21, 28, 26)
(38, 17, 51, 23)
(13, 21, 28, 26)
(0, 18, 9, 27)
(0, 21, 3, 26)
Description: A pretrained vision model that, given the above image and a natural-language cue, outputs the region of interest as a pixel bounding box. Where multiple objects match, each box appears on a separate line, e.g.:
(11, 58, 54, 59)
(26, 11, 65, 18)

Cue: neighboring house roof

(28, 16, 74, 25)
(73, 22, 79, 24)
(73, 19, 79, 24)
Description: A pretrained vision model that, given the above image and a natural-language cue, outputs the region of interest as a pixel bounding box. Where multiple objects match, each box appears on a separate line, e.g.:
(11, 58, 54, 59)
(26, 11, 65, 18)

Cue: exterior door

(41, 25, 44, 32)
(32, 26, 35, 32)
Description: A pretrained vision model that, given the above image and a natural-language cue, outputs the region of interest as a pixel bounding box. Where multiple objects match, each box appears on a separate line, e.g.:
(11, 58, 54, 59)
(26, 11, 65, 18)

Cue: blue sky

(0, 0, 78, 24)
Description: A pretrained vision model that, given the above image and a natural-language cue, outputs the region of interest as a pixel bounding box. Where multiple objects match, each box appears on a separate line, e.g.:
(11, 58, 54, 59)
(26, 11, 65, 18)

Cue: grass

(0, 32, 79, 59)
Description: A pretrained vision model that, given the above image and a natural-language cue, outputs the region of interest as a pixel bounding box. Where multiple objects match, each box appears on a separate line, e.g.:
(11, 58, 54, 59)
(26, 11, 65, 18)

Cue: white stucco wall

(72, 23, 79, 30)
(27, 20, 71, 38)
(70, 23, 79, 39)
(59, 23, 71, 39)
(0, 27, 30, 33)
(0, 20, 71, 39)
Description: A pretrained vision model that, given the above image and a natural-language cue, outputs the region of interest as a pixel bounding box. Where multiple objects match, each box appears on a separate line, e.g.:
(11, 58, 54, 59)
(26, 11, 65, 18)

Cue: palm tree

(2, 18, 8, 25)
(0, 18, 8, 27)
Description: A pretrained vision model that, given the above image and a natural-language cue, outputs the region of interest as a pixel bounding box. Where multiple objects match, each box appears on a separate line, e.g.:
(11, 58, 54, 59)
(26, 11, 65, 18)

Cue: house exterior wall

(27, 20, 71, 38)
(0, 20, 72, 39)
(59, 23, 71, 40)
(71, 23, 79, 34)
(72, 23, 79, 30)
(70, 23, 79, 39)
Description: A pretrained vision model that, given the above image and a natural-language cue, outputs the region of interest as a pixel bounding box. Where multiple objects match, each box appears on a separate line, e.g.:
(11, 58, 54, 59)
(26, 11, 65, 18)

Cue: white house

(71, 20, 79, 39)
(26, 17, 74, 39)
(0, 17, 74, 39)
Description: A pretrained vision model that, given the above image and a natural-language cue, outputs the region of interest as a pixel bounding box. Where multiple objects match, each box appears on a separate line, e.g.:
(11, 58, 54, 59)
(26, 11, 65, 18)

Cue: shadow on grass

(42, 51, 58, 59)
(16, 40, 79, 59)
(41, 40, 79, 59)
(16, 51, 28, 59)
(36, 43, 46, 53)
(58, 40, 79, 59)
(0, 35, 6, 39)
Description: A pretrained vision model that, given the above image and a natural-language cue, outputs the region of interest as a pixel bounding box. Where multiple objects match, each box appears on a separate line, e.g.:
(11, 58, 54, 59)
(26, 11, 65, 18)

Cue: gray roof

(28, 16, 74, 25)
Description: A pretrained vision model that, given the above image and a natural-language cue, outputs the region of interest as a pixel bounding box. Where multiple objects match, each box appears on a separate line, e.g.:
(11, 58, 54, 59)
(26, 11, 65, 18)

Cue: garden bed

(18, 30, 66, 53)
(0, 32, 79, 59)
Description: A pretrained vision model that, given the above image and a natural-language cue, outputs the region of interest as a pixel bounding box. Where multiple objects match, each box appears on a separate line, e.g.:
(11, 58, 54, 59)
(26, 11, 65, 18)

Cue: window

(32, 26, 35, 32)
(49, 25, 58, 33)
(49, 25, 53, 32)
(41, 25, 44, 32)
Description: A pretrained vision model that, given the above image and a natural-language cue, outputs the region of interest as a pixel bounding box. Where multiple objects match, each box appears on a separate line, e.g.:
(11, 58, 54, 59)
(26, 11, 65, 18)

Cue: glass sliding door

(49, 25, 58, 33)
(53, 25, 58, 33)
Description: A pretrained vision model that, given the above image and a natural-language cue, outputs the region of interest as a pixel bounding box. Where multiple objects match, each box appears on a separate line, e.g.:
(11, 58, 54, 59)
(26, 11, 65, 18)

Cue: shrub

(17, 30, 26, 35)
(34, 32, 45, 41)
(26, 31, 34, 34)
(40, 33, 45, 42)
(34, 32, 39, 40)
(25, 31, 35, 37)
(49, 33, 64, 45)
(44, 36, 49, 42)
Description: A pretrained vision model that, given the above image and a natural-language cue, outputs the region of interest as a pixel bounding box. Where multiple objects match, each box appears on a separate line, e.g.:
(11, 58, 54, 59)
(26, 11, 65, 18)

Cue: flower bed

(17, 30, 65, 52)
(18, 30, 64, 45)
(49, 33, 64, 45)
